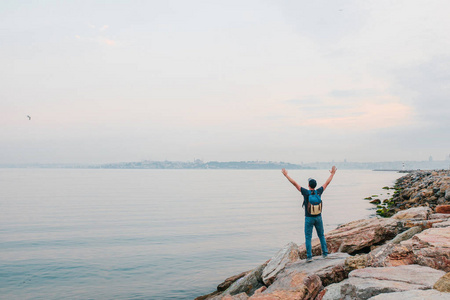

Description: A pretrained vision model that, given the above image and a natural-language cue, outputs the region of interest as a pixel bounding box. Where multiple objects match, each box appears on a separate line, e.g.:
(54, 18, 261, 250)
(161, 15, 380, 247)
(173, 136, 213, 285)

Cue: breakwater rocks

(196, 171, 450, 300)
(371, 170, 450, 217)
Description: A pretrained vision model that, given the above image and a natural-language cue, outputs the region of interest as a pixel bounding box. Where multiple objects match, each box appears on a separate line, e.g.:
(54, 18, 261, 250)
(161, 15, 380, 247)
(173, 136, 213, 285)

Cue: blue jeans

(305, 215, 328, 259)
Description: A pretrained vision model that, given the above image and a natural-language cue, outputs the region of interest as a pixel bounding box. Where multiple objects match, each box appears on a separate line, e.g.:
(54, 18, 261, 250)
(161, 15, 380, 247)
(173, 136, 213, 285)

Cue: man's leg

(304, 217, 314, 260)
(315, 216, 329, 257)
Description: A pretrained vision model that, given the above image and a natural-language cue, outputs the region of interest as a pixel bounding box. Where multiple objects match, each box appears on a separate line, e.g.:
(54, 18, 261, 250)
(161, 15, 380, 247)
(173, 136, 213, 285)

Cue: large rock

(261, 242, 300, 285)
(367, 227, 450, 271)
(437, 205, 450, 214)
(321, 265, 445, 300)
(298, 217, 400, 258)
(283, 252, 349, 287)
(434, 272, 450, 292)
(429, 213, 450, 220)
(400, 219, 444, 230)
(218, 271, 252, 292)
(367, 289, 450, 299)
(249, 273, 321, 300)
(223, 263, 267, 296)
(344, 254, 368, 272)
(401, 227, 450, 272)
(250, 253, 349, 300)
(391, 206, 431, 220)
(390, 226, 422, 244)
(434, 219, 450, 228)
(221, 293, 249, 300)
(367, 243, 415, 268)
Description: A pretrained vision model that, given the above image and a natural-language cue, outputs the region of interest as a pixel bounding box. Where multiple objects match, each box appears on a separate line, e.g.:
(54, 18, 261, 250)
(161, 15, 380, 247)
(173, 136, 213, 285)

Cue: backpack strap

(302, 189, 314, 208)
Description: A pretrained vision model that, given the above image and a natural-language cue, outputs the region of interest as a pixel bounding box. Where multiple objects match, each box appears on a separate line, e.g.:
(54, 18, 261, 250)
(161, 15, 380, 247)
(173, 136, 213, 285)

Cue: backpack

(307, 190, 322, 215)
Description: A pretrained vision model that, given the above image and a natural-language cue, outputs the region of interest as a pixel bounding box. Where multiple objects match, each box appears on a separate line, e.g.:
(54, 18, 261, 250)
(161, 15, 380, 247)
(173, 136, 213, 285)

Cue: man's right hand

(282, 168, 288, 177)
(330, 166, 337, 174)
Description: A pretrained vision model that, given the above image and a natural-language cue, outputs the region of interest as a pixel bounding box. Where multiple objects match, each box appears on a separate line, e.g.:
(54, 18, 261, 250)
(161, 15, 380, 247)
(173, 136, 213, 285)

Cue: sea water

(0, 169, 402, 299)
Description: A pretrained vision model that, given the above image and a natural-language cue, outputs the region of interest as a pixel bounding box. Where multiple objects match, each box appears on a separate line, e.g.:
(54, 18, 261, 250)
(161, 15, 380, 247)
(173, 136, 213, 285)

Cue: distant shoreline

(1, 159, 449, 170)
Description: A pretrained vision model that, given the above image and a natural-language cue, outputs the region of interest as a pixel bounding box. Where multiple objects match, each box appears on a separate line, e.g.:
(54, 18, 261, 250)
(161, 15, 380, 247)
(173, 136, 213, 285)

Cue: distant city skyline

(2, 1, 450, 164)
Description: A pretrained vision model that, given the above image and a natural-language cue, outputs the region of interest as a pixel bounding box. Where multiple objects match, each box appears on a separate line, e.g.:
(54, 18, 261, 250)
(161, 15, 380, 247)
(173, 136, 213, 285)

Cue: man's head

(308, 178, 317, 189)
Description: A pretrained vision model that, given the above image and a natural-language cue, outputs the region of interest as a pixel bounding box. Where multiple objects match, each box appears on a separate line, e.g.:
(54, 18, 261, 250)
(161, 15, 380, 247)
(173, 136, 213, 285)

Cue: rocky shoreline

(196, 170, 450, 300)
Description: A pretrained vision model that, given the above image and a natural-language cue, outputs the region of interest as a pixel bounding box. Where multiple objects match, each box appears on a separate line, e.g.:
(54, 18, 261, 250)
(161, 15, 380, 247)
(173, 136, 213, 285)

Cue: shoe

(323, 254, 329, 259)
(306, 258, 312, 263)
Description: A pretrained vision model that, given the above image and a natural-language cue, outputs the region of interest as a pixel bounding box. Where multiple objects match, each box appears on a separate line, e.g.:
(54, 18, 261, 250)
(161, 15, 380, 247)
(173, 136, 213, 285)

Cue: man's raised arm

(282, 169, 302, 191)
(322, 166, 337, 191)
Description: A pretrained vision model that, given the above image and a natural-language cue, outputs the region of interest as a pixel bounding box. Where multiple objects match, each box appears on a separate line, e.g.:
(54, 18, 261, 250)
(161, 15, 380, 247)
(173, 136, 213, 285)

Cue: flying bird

(27, 115, 31, 120)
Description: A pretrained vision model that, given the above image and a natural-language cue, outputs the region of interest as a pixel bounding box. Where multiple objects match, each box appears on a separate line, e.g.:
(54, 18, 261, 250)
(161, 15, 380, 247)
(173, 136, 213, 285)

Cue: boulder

(429, 213, 450, 220)
(367, 243, 415, 268)
(400, 219, 443, 230)
(344, 254, 368, 272)
(221, 293, 249, 300)
(433, 219, 450, 228)
(367, 289, 450, 299)
(401, 227, 450, 272)
(321, 265, 445, 300)
(391, 206, 431, 220)
(283, 252, 349, 287)
(218, 271, 252, 292)
(445, 189, 450, 200)
(437, 205, 450, 214)
(390, 226, 422, 244)
(223, 262, 267, 296)
(298, 218, 400, 258)
(250, 253, 349, 300)
(261, 242, 300, 285)
(434, 272, 450, 292)
(249, 273, 321, 300)
(320, 282, 343, 300)
(367, 227, 450, 271)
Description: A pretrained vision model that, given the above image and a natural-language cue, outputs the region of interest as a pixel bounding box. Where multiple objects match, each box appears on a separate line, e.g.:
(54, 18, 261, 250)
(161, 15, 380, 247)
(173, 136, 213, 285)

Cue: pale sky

(1, 0, 450, 164)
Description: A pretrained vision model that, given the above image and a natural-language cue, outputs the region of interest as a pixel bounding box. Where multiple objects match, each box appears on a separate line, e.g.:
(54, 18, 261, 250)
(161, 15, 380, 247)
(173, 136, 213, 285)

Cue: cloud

(99, 25, 109, 32)
(102, 38, 116, 46)
(329, 89, 379, 98)
(393, 55, 450, 127)
(305, 101, 413, 130)
(284, 93, 413, 131)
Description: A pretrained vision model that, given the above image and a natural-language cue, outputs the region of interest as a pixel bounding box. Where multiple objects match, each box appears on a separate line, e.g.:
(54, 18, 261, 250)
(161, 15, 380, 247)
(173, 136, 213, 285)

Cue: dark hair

(308, 179, 317, 189)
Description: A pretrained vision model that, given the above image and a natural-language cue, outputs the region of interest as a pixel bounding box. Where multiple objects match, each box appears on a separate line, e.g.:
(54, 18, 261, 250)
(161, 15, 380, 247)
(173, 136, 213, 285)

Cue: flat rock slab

(251, 253, 349, 300)
(429, 213, 450, 220)
(321, 265, 445, 300)
(349, 265, 444, 287)
(402, 227, 450, 248)
(434, 219, 450, 228)
(299, 217, 400, 258)
(367, 227, 450, 272)
(367, 289, 450, 299)
(249, 273, 321, 300)
(391, 206, 431, 220)
(285, 252, 349, 286)
(401, 227, 450, 272)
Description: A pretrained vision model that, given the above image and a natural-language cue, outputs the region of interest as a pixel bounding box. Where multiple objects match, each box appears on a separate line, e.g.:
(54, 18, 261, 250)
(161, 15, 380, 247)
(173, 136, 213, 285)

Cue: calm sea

(0, 169, 402, 300)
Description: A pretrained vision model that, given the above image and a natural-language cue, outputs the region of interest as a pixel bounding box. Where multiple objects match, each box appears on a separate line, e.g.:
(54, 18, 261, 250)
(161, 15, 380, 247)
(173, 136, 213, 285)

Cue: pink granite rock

(298, 217, 400, 258)
(261, 242, 300, 285)
(401, 227, 450, 272)
(391, 206, 431, 220)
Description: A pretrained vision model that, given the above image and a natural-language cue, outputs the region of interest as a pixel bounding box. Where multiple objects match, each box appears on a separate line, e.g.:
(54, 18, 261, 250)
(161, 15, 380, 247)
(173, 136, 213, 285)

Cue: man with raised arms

(282, 166, 337, 262)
